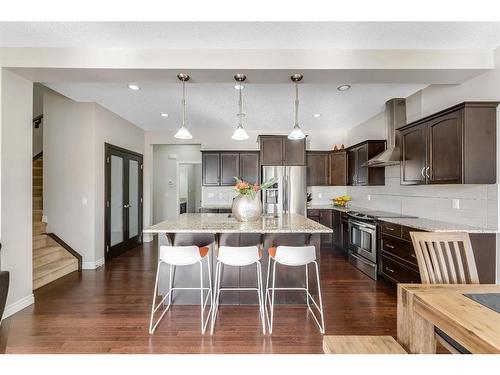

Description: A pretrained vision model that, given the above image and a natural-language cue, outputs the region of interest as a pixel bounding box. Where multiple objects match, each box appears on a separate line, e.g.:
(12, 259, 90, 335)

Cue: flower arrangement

(233, 177, 277, 199)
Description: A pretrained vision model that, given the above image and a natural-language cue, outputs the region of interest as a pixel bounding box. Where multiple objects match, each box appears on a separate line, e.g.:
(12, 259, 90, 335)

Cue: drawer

(380, 233, 419, 267)
(308, 209, 320, 216)
(402, 225, 425, 241)
(380, 221, 402, 237)
(379, 255, 421, 284)
(340, 212, 348, 223)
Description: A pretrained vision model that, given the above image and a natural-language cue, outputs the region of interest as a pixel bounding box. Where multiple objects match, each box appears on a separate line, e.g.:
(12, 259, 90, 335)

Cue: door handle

(123, 204, 130, 208)
(420, 167, 425, 179)
(385, 244, 395, 249)
(426, 166, 430, 178)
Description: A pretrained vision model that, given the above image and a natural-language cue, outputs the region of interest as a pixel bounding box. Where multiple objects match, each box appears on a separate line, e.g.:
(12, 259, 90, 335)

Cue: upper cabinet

(347, 141, 386, 186)
(202, 151, 259, 186)
(259, 135, 306, 166)
(329, 150, 348, 186)
(306, 152, 330, 186)
(306, 150, 348, 186)
(400, 102, 498, 185)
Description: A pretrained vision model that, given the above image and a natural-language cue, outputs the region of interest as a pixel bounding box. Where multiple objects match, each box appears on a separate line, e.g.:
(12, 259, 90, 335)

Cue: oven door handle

(349, 219, 376, 230)
(349, 251, 376, 268)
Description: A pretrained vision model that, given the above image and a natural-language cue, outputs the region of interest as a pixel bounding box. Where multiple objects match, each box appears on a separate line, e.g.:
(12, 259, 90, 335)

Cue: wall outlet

(41, 215, 48, 223)
(452, 199, 460, 209)
(81, 197, 88, 206)
(317, 193, 322, 199)
(367, 194, 371, 201)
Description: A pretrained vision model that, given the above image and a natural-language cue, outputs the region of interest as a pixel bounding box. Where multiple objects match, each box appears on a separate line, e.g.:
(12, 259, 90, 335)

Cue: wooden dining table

(397, 283, 500, 354)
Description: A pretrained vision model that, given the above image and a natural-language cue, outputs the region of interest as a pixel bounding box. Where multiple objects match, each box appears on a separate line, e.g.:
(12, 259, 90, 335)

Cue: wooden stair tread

(33, 245, 65, 258)
(323, 336, 407, 354)
(34, 257, 78, 280)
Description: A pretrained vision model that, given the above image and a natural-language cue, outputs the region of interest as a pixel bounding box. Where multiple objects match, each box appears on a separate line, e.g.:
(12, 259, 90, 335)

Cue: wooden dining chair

(410, 231, 479, 285)
(410, 231, 478, 354)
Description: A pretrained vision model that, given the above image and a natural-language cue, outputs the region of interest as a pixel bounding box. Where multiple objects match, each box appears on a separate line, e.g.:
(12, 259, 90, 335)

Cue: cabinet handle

(410, 253, 417, 259)
(426, 166, 430, 178)
(385, 244, 395, 249)
(385, 267, 395, 273)
(385, 226, 394, 231)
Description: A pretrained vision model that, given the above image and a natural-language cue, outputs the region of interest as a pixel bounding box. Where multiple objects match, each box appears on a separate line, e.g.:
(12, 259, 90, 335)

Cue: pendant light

(232, 74, 249, 140)
(174, 73, 193, 140)
(288, 73, 306, 140)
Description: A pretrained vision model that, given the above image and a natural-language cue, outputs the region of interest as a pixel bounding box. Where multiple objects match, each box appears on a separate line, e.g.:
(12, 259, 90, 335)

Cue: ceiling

(45, 81, 425, 131)
(1, 22, 500, 49)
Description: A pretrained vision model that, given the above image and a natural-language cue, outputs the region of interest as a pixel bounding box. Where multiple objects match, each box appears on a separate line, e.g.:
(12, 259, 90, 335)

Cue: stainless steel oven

(348, 216, 378, 279)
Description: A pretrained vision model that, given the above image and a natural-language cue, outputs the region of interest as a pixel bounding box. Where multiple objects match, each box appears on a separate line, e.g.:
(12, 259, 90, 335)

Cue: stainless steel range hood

(364, 98, 407, 167)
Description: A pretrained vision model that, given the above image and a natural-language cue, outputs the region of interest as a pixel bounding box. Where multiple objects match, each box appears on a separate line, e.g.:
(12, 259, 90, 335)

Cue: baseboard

(2, 294, 34, 320)
(82, 258, 105, 270)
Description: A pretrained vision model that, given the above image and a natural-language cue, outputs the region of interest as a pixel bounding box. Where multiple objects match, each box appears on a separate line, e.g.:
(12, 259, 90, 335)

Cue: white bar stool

(265, 246, 325, 334)
(211, 246, 266, 335)
(149, 245, 212, 334)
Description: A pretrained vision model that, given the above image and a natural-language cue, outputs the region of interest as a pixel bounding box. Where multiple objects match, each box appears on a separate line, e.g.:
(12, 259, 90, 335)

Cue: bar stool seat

(149, 245, 212, 335)
(211, 245, 266, 335)
(265, 245, 325, 334)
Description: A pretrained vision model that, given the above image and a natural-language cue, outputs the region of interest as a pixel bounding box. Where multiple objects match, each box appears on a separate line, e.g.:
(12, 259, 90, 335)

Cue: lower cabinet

(307, 209, 333, 247)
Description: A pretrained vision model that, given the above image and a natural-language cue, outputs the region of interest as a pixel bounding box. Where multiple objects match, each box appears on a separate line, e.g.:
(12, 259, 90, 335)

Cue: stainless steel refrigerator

(261, 166, 307, 216)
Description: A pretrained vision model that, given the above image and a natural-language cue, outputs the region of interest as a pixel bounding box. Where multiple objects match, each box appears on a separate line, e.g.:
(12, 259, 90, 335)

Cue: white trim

(82, 257, 105, 270)
(2, 294, 34, 320)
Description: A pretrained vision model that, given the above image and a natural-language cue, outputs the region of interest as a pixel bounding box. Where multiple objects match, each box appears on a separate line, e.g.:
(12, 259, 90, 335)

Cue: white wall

(346, 111, 386, 147)
(44, 91, 144, 268)
(0, 69, 34, 318)
(152, 144, 201, 223)
(43, 91, 96, 267)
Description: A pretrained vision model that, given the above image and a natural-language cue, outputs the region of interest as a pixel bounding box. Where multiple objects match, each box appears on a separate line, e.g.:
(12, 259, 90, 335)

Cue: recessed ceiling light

(234, 84, 244, 90)
(160, 113, 169, 118)
(313, 113, 322, 118)
(127, 84, 140, 91)
(337, 84, 351, 91)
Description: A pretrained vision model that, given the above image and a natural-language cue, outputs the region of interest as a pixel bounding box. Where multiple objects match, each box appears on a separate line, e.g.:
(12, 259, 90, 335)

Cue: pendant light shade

(174, 73, 193, 140)
(288, 74, 306, 140)
(232, 74, 249, 140)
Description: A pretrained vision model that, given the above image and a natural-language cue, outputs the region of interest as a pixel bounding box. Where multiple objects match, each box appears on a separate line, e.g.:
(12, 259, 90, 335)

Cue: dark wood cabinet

(220, 152, 239, 186)
(329, 150, 348, 186)
(202, 152, 220, 186)
(307, 209, 332, 247)
(400, 124, 427, 185)
(340, 212, 349, 253)
(259, 135, 306, 166)
(347, 140, 386, 186)
(239, 152, 260, 185)
(306, 152, 330, 186)
(202, 151, 259, 186)
(332, 210, 342, 248)
(399, 102, 498, 185)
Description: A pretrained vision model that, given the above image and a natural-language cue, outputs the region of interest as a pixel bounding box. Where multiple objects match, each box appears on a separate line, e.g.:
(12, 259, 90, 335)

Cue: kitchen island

(144, 213, 332, 305)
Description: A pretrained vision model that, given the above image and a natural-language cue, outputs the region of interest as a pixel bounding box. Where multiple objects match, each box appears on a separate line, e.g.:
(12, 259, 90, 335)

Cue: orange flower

(252, 183, 259, 192)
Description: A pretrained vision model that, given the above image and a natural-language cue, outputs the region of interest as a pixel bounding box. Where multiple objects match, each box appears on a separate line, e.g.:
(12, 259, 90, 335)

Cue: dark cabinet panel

(284, 138, 306, 165)
(379, 255, 421, 284)
(341, 213, 349, 253)
(319, 209, 333, 246)
(220, 152, 240, 186)
(428, 111, 462, 184)
(332, 210, 342, 248)
(239, 152, 260, 184)
(260, 136, 284, 165)
(401, 124, 427, 185)
(259, 135, 306, 166)
(329, 151, 347, 186)
(398, 102, 498, 185)
(306, 152, 330, 186)
(347, 141, 386, 186)
(202, 152, 220, 186)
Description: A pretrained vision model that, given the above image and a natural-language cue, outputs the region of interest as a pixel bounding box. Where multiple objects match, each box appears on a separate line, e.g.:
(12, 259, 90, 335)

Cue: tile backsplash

(307, 186, 348, 205)
(201, 186, 237, 206)
(346, 165, 498, 229)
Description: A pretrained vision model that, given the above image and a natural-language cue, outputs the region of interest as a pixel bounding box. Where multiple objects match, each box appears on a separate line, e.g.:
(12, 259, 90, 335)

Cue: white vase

(232, 195, 262, 222)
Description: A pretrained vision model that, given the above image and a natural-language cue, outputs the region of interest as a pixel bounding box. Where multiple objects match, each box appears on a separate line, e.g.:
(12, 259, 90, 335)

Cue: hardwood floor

(3, 240, 397, 354)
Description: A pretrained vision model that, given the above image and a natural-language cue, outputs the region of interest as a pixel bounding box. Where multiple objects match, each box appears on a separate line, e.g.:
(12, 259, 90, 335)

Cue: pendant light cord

(238, 82, 243, 126)
(295, 81, 299, 126)
(182, 80, 186, 127)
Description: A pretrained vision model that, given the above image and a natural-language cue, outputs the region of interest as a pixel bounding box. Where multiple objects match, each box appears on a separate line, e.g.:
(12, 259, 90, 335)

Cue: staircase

(32, 156, 78, 290)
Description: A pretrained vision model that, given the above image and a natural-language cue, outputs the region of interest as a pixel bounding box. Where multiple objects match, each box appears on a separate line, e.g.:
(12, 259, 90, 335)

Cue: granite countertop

(379, 217, 497, 234)
(200, 204, 232, 209)
(144, 213, 333, 234)
(307, 204, 497, 233)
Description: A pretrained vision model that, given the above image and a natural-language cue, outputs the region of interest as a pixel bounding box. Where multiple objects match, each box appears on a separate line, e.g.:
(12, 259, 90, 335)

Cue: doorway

(178, 163, 202, 213)
(105, 143, 143, 260)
